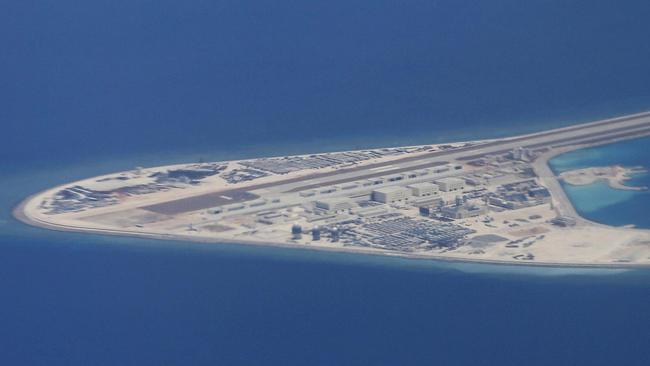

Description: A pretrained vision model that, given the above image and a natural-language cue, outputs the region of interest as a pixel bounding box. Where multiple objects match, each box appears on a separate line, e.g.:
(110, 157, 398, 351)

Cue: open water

(1, 1, 650, 365)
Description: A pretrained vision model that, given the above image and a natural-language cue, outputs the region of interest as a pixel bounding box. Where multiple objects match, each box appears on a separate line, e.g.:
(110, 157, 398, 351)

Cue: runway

(141, 111, 650, 215)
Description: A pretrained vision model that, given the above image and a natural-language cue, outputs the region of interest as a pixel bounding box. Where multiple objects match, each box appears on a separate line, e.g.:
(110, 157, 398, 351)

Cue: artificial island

(15, 112, 650, 267)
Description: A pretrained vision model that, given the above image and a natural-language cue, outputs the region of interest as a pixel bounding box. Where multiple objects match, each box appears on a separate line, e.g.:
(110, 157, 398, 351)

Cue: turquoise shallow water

(549, 137, 650, 228)
(2, 151, 650, 366)
(2, 0, 650, 365)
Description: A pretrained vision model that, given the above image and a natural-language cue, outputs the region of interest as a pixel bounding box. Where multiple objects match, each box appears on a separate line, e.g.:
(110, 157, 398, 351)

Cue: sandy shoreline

(13, 178, 650, 270)
(12, 110, 650, 269)
(559, 165, 648, 191)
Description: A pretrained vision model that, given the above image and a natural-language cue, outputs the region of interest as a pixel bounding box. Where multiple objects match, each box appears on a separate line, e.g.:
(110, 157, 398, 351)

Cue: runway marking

(219, 195, 233, 200)
(369, 165, 395, 172)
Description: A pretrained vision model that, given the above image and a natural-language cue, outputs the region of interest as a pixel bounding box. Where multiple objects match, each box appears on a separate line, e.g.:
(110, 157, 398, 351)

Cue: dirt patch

(200, 224, 234, 232)
(510, 226, 550, 237)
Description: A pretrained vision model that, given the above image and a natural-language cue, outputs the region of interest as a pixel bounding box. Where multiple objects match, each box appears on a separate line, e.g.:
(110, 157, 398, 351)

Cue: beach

(15, 112, 650, 268)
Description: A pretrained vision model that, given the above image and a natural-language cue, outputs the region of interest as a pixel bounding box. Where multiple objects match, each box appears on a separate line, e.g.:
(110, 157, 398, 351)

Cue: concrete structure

(529, 187, 551, 199)
(21, 111, 650, 268)
(409, 196, 443, 207)
(441, 203, 488, 219)
(386, 174, 407, 182)
(341, 183, 359, 190)
(248, 199, 268, 207)
(330, 226, 340, 242)
(351, 206, 389, 217)
(489, 196, 520, 210)
(371, 186, 411, 203)
(465, 177, 483, 186)
(299, 190, 317, 197)
(435, 177, 466, 192)
(312, 226, 321, 240)
(551, 216, 577, 227)
(407, 182, 440, 197)
(291, 224, 302, 240)
(315, 198, 356, 213)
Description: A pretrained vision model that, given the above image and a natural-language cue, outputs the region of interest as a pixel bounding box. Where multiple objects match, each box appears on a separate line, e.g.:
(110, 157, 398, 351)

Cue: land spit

(14, 111, 650, 268)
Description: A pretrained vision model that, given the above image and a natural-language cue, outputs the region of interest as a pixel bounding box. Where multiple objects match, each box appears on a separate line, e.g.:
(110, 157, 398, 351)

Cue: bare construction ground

(15, 111, 650, 268)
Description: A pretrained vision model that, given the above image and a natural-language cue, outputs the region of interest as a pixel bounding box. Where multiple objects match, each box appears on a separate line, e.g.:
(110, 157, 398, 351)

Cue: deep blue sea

(2, 1, 650, 365)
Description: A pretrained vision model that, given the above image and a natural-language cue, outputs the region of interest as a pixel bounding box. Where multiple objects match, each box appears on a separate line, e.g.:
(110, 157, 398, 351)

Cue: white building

(372, 186, 411, 203)
(441, 203, 487, 219)
(435, 177, 465, 192)
(407, 182, 440, 197)
(315, 197, 356, 213)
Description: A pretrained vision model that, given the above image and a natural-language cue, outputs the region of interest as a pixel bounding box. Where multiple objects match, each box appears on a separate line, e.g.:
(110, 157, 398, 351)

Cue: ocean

(2, 1, 650, 365)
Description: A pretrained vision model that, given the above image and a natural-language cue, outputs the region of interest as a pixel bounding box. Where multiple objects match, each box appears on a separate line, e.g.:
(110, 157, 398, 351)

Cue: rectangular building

(440, 204, 487, 219)
(315, 197, 356, 213)
(435, 177, 466, 192)
(371, 186, 411, 203)
(407, 182, 440, 197)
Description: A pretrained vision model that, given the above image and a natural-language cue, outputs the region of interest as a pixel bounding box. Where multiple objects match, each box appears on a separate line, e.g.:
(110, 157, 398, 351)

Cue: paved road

(142, 112, 650, 215)
(532, 153, 579, 218)
(143, 191, 259, 215)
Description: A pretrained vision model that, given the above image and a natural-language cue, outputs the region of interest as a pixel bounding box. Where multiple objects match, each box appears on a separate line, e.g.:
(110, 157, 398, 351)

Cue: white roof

(316, 197, 354, 204)
(373, 185, 411, 194)
(407, 182, 439, 189)
(436, 177, 465, 183)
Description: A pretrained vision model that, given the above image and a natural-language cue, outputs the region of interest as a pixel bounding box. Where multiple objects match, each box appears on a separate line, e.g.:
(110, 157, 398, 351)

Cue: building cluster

(297, 164, 461, 198)
(46, 164, 236, 215)
(488, 180, 551, 210)
(349, 214, 475, 251)
(368, 176, 464, 203)
(315, 197, 356, 214)
(220, 167, 270, 184)
(208, 196, 283, 216)
(299, 213, 476, 252)
(239, 148, 420, 175)
(203, 143, 567, 256)
(466, 148, 546, 182)
(439, 196, 488, 219)
(150, 164, 226, 184)
(47, 185, 120, 214)
(47, 182, 176, 214)
(507, 147, 540, 162)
